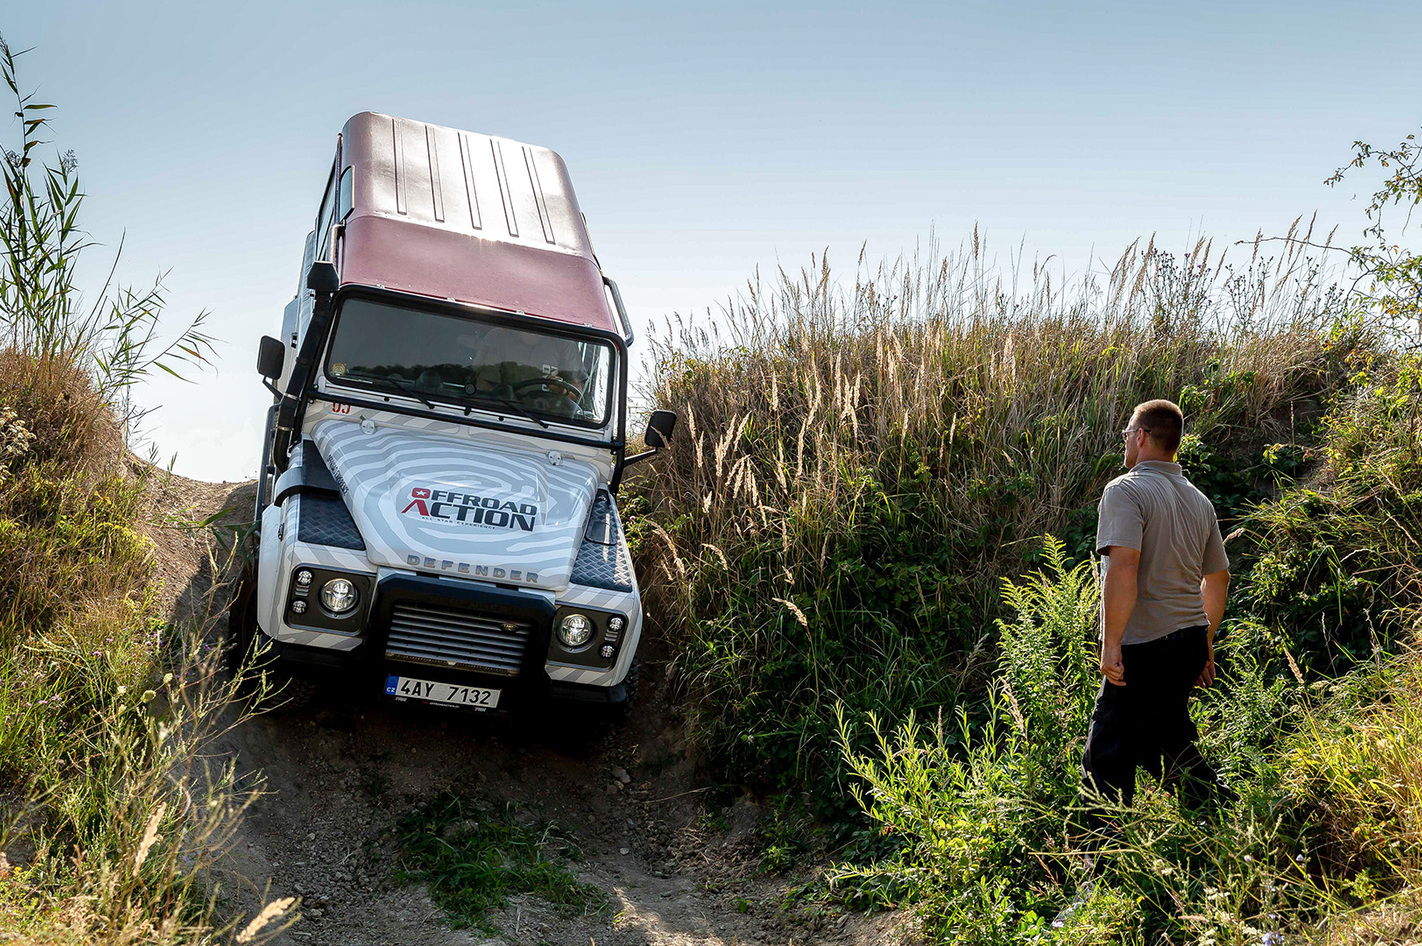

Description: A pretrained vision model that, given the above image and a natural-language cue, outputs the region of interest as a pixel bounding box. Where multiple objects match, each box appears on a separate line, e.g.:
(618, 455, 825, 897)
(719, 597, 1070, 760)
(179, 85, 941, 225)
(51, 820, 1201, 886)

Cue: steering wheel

(509, 376, 583, 400)
(416, 368, 445, 392)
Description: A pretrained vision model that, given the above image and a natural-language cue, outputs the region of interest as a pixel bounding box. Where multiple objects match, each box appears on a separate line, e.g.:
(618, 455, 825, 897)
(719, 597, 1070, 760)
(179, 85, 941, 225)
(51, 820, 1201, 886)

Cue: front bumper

(256, 630, 632, 709)
(255, 571, 630, 710)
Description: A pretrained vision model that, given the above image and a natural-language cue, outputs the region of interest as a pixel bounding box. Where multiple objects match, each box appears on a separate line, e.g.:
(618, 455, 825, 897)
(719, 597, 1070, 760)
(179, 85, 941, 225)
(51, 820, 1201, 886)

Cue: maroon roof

(337, 112, 617, 334)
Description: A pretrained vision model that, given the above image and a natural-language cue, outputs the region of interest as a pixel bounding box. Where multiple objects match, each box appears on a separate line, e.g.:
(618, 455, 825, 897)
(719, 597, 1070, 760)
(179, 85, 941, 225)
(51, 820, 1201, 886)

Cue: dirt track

(142, 473, 914, 946)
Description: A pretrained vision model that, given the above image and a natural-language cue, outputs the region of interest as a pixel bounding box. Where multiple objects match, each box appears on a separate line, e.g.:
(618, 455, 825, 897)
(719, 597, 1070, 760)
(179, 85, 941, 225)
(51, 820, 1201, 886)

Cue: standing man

(1082, 399, 1232, 818)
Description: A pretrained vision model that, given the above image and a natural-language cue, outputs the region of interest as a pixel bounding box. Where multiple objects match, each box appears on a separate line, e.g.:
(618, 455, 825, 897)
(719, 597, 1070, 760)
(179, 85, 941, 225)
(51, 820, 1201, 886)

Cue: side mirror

(306, 260, 339, 295)
(257, 335, 285, 380)
(644, 410, 677, 450)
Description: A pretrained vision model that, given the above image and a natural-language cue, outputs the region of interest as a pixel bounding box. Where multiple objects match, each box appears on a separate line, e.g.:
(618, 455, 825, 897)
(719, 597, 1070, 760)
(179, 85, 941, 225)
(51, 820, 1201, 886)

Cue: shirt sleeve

(1203, 518, 1230, 574)
(1096, 482, 1143, 555)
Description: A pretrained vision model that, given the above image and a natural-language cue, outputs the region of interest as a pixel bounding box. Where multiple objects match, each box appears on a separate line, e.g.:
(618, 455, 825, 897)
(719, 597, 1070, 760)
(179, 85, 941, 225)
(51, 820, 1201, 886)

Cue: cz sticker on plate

(385, 674, 500, 710)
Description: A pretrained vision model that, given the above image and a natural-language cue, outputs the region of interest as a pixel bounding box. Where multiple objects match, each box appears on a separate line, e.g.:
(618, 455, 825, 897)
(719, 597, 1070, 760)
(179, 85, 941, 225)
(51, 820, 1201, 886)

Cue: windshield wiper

(480, 395, 550, 429)
(337, 374, 550, 428)
(373, 376, 439, 411)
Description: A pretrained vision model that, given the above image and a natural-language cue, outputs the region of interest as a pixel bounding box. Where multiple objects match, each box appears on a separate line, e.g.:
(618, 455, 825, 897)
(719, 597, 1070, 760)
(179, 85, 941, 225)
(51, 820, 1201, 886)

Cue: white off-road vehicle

(229, 112, 674, 719)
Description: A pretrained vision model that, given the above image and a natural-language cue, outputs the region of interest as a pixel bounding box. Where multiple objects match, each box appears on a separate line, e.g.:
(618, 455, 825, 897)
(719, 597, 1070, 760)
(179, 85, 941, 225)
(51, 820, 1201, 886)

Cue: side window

(337, 166, 354, 222)
(315, 158, 339, 261)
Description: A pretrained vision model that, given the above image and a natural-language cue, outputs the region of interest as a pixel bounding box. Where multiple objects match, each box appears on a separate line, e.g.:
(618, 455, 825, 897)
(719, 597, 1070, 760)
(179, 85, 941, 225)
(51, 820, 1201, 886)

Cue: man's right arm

(1096, 481, 1144, 687)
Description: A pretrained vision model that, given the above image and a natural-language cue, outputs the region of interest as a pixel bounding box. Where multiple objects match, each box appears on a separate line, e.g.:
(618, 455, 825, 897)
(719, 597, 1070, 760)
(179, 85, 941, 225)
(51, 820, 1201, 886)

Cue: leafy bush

(1235, 352, 1422, 671)
(826, 537, 1405, 946)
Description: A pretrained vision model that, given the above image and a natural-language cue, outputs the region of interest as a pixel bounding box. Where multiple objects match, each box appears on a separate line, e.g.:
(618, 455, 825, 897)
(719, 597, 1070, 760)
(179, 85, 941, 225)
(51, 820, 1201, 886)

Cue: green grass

(630, 237, 1373, 817)
(807, 341, 1422, 944)
(825, 537, 1422, 945)
(0, 47, 266, 944)
(0, 352, 267, 945)
(630, 230, 1422, 941)
(394, 793, 609, 933)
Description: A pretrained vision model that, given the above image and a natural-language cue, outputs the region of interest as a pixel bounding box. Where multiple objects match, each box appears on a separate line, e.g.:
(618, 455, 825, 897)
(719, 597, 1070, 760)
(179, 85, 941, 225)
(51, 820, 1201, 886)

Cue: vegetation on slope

(629, 122, 1422, 942)
(631, 236, 1373, 812)
(823, 348, 1422, 943)
(0, 42, 279, 945)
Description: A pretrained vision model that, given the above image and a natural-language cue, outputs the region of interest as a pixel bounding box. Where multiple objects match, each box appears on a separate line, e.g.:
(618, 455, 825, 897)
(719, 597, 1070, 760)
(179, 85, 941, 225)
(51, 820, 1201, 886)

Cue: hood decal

(312, 420, 597, 591)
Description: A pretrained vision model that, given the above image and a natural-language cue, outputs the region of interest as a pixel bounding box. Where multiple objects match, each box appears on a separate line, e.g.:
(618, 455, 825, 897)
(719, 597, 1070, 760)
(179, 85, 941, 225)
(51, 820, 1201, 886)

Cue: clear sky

(6, 1, 1420, 481)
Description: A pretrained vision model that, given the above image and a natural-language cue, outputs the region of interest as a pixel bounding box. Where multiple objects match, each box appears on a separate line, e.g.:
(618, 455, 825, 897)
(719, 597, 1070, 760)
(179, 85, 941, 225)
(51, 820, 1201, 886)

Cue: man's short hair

(1132, 399, 1184, 454)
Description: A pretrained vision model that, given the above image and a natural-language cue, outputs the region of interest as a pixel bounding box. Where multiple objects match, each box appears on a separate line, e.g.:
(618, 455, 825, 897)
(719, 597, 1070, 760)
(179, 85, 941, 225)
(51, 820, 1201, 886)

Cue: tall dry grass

(0, 44, 288, 943)
(630, 232, 1372, 800)
(0, 348, 290, 944)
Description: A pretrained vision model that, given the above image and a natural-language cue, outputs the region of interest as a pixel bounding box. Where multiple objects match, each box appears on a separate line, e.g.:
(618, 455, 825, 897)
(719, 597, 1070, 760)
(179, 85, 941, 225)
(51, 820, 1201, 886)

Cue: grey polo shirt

(1096, 460, 1230, 645)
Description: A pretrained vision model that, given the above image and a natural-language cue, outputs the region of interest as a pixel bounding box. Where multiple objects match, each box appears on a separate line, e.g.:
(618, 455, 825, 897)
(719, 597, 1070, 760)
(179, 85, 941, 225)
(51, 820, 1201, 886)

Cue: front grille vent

(385, 601, 532, 676)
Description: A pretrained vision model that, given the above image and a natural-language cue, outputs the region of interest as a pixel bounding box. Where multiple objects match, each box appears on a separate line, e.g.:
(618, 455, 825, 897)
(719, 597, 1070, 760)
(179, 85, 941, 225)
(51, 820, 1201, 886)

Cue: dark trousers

(1081, 625, 1226, 819)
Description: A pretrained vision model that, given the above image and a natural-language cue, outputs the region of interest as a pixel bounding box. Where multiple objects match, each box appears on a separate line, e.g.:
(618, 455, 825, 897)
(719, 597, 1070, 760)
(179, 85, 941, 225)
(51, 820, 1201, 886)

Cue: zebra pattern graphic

(312, 420, 597, 592)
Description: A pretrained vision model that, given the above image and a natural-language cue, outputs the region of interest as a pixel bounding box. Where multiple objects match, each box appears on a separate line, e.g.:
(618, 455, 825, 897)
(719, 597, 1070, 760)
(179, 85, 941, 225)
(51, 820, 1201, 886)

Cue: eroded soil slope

(142, 472, 917, 946)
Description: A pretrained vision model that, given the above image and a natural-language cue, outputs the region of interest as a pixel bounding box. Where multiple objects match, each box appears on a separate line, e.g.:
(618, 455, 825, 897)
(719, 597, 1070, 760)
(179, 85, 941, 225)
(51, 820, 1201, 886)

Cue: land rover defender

(228, 112, 673, 719)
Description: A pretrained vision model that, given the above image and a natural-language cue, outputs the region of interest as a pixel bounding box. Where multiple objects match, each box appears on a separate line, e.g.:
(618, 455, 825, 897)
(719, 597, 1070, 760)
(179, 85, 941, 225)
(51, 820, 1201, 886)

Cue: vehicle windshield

(324, 298, 615, 427)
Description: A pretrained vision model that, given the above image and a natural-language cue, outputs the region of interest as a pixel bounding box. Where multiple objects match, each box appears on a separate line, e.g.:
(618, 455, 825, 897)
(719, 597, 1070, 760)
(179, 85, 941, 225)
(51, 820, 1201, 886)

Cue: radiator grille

(385, 601, 533, 677)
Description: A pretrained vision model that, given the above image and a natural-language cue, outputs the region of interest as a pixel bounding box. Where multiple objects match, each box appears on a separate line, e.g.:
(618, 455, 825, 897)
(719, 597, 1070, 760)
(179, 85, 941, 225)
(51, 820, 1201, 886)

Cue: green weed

(394, 793, 608, 933)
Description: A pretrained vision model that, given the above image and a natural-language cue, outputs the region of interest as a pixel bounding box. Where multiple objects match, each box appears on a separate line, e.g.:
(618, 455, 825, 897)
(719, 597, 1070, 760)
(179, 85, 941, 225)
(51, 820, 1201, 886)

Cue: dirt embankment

(142, 472, 916, 946)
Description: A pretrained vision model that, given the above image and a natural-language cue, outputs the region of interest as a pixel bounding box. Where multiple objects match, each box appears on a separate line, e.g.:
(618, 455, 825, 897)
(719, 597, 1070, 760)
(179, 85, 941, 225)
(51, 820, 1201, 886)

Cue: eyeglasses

(1121, 426, 1152, 440)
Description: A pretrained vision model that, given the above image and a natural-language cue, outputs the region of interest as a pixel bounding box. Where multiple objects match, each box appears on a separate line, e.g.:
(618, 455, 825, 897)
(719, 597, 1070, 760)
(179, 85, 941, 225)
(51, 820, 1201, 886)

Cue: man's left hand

(1196, 645, 1216, 688)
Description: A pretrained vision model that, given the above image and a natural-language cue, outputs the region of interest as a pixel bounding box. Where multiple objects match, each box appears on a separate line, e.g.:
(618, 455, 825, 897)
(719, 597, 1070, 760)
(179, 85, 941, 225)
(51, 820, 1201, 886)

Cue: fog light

(558, 613, 593, 649)
(608, 616, 625, 632)
(290, 599, 307, 615)
(321, 578, 358, 614)
(295, 569, 313, 588)
(599, 644, 615, 659)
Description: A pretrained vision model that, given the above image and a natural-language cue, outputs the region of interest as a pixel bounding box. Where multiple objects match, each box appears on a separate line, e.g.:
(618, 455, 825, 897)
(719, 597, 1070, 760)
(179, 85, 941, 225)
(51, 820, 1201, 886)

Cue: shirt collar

(1133, 459, 1183, 475)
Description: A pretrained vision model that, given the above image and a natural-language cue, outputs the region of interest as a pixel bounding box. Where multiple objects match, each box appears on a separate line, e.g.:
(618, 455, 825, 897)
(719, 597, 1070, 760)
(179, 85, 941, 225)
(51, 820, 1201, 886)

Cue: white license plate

(384, 674, 501, 710)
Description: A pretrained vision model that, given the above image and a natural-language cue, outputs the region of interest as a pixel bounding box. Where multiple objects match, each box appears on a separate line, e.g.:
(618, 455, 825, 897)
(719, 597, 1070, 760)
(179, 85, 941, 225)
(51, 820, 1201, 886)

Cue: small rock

(620, 847, 630, 855)
(611, 765, 631, 784)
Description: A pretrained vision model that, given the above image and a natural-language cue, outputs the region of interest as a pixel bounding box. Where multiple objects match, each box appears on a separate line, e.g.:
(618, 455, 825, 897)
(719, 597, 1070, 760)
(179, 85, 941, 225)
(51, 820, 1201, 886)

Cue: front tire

(223, 558, 320, 713)
(223, 561, 259, 677)
(544, 659, 639, 754)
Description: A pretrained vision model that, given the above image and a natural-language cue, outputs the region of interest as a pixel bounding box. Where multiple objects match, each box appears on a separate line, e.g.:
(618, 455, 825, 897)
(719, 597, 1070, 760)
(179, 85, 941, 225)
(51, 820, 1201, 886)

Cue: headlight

(557, 613, 594, 649)
(320, 578, 358, 614)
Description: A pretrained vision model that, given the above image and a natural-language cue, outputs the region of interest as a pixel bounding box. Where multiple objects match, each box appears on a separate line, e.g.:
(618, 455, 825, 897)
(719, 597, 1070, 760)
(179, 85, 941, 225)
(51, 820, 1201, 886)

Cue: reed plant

(0, 36, 214, 434)
(0, 45, 284, 944)
(632, 233, 1371, 806)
